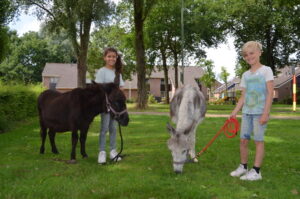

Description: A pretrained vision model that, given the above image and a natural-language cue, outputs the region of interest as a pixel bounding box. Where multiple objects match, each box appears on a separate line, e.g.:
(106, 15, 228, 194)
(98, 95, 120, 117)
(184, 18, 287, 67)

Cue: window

(160, 78, 171, 97)
(180, 72, 184, 83)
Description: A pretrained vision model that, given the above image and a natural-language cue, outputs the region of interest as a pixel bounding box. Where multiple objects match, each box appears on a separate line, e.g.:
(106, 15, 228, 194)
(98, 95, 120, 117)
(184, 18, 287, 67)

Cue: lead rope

(197, 117, 240, 157)
(110, 121, 123, 162)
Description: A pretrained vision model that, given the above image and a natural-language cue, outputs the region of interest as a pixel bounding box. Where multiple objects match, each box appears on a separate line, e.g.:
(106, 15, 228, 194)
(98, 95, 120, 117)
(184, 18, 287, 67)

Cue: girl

(95, 47, 125, 164)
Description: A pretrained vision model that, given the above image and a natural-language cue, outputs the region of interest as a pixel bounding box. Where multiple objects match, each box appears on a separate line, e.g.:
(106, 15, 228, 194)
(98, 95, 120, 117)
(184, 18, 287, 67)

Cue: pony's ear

(166, 122, 176, 135)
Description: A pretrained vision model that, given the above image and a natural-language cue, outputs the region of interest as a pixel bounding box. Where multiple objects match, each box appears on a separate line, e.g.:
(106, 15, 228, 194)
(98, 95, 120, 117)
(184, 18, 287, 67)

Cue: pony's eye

(182, 150, 187, 154)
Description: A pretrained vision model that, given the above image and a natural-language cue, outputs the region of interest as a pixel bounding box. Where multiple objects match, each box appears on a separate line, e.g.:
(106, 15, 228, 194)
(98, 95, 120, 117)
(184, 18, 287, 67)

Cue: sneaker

(240, 168, 262, 181)
(110, 149, 122, 162)
(230, 164, 247, 177)
(98, 151, 106, 164)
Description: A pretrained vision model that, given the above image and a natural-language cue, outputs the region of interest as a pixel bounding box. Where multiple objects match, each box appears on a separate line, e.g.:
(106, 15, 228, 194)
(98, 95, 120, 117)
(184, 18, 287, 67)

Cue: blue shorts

(240, 114, 267, 141)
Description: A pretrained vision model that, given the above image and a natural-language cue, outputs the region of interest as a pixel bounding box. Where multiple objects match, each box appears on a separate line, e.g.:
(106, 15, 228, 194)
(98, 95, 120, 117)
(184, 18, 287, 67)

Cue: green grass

(128, 103, 300, 116)
(0, 115, 299, 199)
(127, 103, 170, 112)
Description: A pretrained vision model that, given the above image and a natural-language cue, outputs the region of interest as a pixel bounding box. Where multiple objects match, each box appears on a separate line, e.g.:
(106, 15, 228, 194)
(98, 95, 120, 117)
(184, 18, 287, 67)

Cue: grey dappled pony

(167, 85, 206, 173)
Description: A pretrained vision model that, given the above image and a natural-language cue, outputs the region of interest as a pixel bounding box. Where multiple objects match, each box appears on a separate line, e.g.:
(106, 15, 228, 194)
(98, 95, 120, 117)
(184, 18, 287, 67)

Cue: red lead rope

(197, 117, 240, 157)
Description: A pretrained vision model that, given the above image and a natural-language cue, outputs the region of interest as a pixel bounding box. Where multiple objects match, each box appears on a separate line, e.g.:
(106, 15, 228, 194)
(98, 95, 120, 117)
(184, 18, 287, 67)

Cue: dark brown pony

(37, 82, 129, 163)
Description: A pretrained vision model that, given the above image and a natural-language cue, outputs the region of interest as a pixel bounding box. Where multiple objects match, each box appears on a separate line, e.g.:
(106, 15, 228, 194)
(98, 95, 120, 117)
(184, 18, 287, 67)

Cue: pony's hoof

(67, 159, 77, 164)
(82, 154, 88, 159)
(52, 151, 59, 154)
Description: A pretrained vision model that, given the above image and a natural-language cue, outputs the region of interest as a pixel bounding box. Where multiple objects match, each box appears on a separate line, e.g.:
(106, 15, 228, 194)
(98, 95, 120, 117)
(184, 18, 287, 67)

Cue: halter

(105, 93, 127, 162)
(173, 160, 187, 165)
(172, 150, 190, 165)
(105, 93, 128, 119)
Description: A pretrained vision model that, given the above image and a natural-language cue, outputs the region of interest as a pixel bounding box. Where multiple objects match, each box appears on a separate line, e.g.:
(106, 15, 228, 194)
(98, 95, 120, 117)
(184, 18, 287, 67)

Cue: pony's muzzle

(174, 170, 182, 174)
(118, 113, 129, 126)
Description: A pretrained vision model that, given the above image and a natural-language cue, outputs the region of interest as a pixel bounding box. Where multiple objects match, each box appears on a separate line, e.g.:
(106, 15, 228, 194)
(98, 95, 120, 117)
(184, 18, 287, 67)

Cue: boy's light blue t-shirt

(240, 65, 274, 114)
(95, 67, 124, 87)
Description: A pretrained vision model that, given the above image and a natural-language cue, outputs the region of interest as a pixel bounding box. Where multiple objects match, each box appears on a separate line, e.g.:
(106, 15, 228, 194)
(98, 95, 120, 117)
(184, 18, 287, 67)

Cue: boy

(229, 41, 274, 181)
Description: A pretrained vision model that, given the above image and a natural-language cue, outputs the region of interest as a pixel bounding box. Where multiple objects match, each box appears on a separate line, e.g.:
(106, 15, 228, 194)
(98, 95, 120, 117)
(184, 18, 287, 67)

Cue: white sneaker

(110, 149, 122, 161)
(240, 168, 262, 181)
(98, 151, 106, 164)
(230, 164, 247, 177)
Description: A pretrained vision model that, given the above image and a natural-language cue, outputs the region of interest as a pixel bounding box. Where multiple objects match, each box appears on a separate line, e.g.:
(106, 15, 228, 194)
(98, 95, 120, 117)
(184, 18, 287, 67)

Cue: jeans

(240, 114, 267, 141)
(99, 113, 117, 151)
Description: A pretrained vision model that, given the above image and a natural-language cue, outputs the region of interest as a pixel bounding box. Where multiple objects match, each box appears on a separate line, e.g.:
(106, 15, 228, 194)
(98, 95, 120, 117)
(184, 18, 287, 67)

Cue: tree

(132, 0, 157, 109)
(234, 60, 248, 78)
(0, 30, 76, 84)
(0, 32, 52, 83)
(39, 25, 77, 64)
(199, 59, 216, 98)
(227, 0, 300, 73)
(145, 0, 229, 104)
(145, 0, 172, 103)
(0, 0, 18, 61)
(219, 66, 230, 97)
(21, 0, 112, 87)
(88, 25, 136, 80)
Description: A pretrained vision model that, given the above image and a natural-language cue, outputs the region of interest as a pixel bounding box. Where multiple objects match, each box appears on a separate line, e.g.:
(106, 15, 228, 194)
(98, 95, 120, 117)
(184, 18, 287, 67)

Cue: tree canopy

(20, 0, 112, 87)
(227, 0, 300, 73)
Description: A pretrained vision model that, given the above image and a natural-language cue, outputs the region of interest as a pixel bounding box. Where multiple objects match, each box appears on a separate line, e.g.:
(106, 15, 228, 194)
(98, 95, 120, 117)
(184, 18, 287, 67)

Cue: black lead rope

(110, 121, 124, 162)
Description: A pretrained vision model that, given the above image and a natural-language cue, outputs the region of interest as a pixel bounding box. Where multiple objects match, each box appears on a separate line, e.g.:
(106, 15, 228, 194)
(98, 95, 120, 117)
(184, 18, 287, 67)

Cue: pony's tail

(114, 54, 123, 86)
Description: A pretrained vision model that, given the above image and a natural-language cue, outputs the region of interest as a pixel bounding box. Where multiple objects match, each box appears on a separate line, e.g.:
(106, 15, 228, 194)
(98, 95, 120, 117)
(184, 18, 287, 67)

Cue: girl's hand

(259, 113, 269, 125)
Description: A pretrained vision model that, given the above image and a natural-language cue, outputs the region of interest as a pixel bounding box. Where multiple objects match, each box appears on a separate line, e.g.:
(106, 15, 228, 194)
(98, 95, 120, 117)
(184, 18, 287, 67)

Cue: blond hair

(241, 41, 262, 56)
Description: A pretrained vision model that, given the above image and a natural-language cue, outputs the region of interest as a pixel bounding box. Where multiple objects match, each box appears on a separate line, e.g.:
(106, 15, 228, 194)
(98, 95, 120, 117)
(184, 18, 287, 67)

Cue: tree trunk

(161, 50, 169, 104)
(134, 0, 147, 109)
(77, 16, 92, 88)
(174, 52, 179, 89)
(265, 26, 276, 73)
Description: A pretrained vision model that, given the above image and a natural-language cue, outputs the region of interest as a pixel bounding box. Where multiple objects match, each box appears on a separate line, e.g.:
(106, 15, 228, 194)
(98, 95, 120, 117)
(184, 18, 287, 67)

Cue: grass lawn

(0, 115, 299, 199)
(128, 103, 300, 116)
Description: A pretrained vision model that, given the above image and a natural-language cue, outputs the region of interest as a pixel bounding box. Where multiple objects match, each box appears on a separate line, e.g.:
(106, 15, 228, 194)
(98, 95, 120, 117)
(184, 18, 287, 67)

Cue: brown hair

(104, 47, 123, 85)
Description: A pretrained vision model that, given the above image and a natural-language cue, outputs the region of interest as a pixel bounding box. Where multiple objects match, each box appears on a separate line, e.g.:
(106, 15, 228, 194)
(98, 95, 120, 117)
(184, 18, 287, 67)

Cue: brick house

(213, 65, 300, 102)
(273, 65, 300, 102)
(213, 77, 241, 100)
(42, 63, 78, 92)
(123, 66, 210, 101)
(42, 63, 213, 100)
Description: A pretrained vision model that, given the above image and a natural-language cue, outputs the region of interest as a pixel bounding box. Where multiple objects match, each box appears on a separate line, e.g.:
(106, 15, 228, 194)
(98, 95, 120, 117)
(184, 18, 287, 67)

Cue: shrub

(0, 83, 44, 132)
(147, 94, 157, 104)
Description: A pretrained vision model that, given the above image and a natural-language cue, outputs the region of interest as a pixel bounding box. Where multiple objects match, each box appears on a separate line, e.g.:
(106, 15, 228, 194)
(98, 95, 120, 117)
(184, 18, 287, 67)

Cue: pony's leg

(70, 129, 79, 162)
(48, 129, 59, 154)
(40, 126, 47, 154)
(189, 126, 198, 162)
(79, 127, 88, 158)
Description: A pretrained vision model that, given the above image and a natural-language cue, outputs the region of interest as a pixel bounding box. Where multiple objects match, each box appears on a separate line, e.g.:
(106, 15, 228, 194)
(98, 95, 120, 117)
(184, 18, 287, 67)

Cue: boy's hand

(229, 112, 237, 119)
(259, 113, 269, 125)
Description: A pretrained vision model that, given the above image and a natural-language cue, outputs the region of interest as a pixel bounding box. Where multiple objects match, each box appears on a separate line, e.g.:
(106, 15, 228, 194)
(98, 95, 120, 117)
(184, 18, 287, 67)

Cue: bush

(0, 83, 44, 132)
(147, 94, 157, 104)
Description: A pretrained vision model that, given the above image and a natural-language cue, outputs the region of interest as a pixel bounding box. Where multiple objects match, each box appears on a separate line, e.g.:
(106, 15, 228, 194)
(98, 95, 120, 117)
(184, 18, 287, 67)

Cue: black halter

(105, 93, 127, 119)
(104, 93, 127, 162)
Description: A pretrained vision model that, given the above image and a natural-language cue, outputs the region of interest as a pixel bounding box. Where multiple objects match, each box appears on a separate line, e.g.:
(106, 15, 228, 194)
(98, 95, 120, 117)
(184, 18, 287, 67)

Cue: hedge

(0, 84, 44, 133)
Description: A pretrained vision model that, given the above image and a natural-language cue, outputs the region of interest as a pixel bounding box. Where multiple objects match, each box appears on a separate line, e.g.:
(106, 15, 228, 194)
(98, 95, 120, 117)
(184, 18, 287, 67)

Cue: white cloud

(9, 9, 41, 36)
(205, 36, 237, 80)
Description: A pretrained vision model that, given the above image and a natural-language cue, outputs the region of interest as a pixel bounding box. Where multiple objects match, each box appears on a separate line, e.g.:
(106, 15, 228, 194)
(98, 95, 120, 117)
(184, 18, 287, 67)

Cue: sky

(8, 8, 237, 81)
